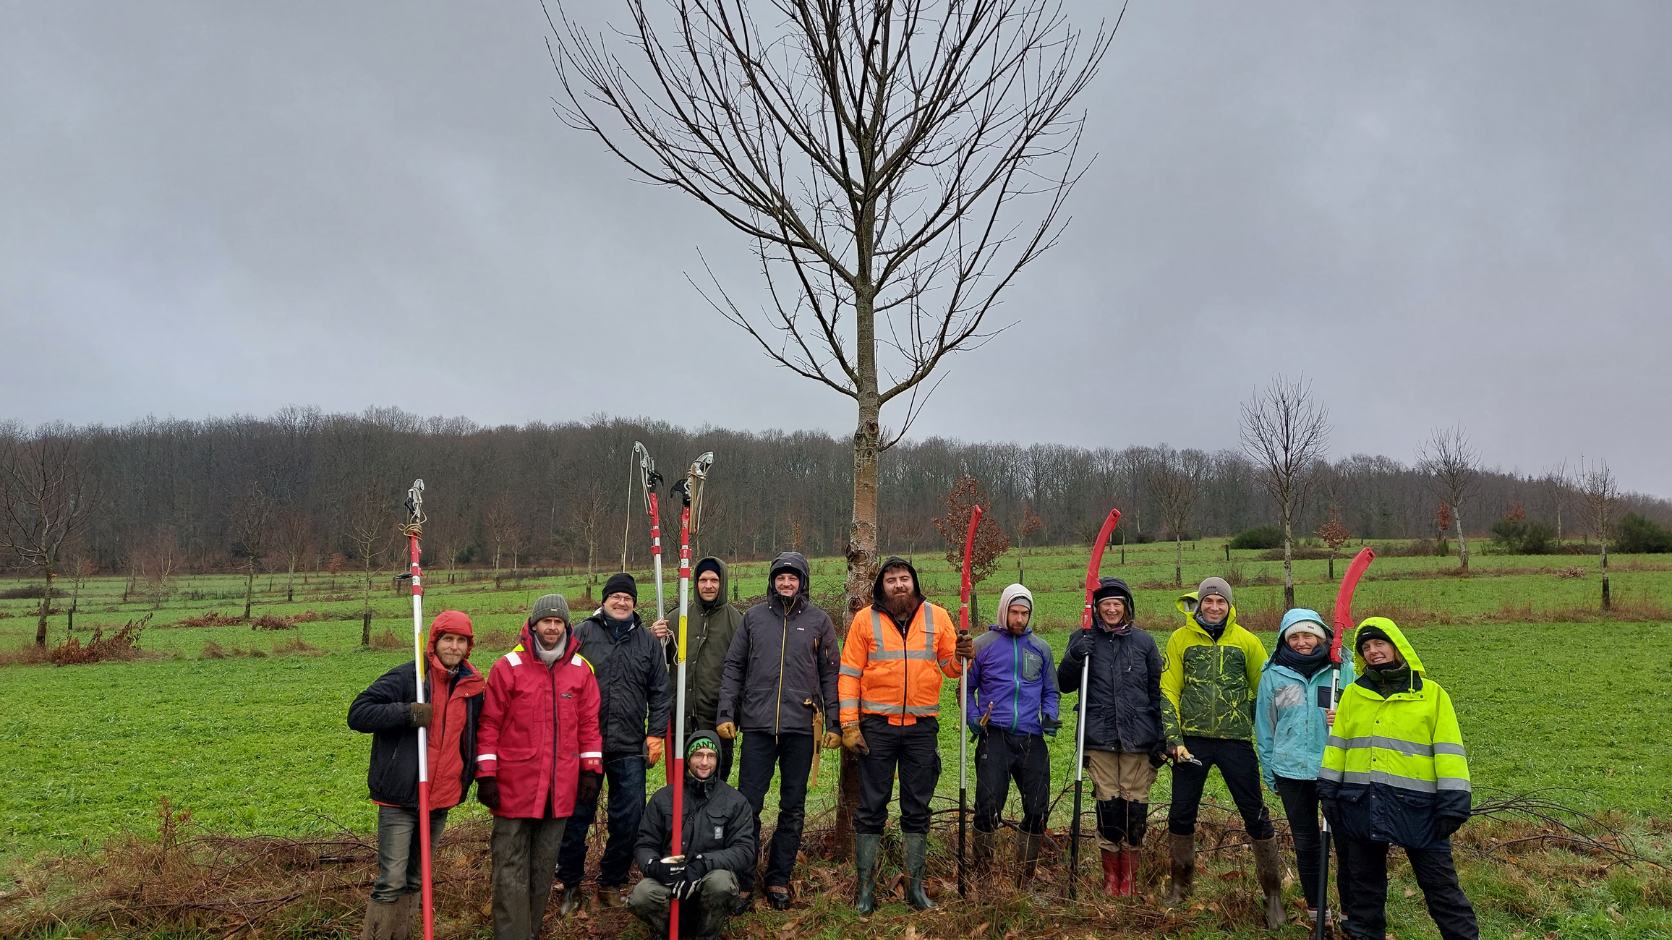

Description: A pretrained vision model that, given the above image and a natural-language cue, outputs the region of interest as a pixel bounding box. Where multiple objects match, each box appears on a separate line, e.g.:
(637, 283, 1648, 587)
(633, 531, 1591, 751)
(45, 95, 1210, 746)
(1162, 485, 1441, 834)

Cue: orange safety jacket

(838, 601, 962, 727)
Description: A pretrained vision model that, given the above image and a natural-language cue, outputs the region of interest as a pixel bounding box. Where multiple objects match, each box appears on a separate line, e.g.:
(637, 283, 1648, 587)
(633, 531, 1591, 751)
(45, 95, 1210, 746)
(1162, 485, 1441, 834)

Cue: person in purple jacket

(966, 582, 1059, 886)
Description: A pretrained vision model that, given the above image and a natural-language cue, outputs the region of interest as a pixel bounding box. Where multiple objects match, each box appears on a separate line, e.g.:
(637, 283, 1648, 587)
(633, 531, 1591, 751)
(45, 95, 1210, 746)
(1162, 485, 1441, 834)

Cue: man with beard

(349, 610, 486, 940)
(627, 731, 756, 940)
(476, 595, 603, 940)
(714, 551, 840, 911)
(554, 573, 672, 913)
(838, 557, 974, 914)
(674, 558, 743, 782)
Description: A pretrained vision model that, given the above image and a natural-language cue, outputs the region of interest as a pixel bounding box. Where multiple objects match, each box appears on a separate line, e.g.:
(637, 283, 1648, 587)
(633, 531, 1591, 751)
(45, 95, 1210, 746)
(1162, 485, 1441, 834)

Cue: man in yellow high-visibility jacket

(1319, 617, 1477, 940)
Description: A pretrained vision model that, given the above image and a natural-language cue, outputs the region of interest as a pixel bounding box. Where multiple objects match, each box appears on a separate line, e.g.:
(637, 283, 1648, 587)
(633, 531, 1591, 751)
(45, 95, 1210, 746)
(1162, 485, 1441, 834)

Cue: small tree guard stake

(1069, 506, 1121, 900)
(401, 479, 435, 940)
(668, 452, 712, 940)
(957, 504, 982, 899)
(1317, 546, 1374, 940)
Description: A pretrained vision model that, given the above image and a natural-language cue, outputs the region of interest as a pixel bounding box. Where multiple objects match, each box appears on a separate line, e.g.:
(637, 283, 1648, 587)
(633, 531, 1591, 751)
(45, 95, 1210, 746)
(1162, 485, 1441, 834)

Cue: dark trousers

(627, 870, 739, 938)
(372, 805, 448, 902)
(1275, 776, 1354, 912)
(1165, 736, 1275, 839)
(1336, 833, 1478, 940)
(556, 752, 646, 888)
(973, 729, 1049, 834)
(736, 731, 815, 892)
(856, 716, 941, 834)
(490, 815, 567, 940)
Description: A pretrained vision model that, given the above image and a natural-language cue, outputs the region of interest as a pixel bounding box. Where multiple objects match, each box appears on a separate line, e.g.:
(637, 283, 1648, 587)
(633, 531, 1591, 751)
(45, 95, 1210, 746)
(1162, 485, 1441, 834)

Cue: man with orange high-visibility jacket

(1318, 617, 1478, 940)
(839, 556, 974, 914)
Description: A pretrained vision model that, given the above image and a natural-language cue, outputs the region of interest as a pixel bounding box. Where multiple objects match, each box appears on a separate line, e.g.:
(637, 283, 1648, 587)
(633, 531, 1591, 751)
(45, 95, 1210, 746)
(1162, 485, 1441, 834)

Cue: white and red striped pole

(403, 480, 434, 940)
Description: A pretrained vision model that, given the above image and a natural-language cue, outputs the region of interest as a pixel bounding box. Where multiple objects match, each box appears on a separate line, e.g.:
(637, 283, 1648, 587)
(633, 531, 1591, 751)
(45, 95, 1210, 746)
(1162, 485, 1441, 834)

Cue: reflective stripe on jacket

(1318, 617, 1471, 849)
(476, 625, 604, 819)
(838, 602, 961, 727)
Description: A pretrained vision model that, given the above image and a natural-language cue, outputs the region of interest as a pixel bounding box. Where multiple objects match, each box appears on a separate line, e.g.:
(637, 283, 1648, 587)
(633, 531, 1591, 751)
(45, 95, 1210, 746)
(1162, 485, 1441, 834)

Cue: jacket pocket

(1021, 651, 1044, 682)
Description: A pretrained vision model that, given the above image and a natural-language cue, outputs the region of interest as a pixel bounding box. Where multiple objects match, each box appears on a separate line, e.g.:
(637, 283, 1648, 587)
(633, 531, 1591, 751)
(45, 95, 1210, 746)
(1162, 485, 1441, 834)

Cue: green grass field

(3, 539, 1670, 937)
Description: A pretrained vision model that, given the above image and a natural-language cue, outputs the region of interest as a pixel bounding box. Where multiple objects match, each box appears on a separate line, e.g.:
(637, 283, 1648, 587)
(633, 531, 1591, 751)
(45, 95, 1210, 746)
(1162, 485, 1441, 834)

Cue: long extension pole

(1069, 507, 1122, 900)
(1317, 547, 1375, 939)
(402, 480, 434, 940)
(957, 504, 983, 899)
(667, 452, 711, 940)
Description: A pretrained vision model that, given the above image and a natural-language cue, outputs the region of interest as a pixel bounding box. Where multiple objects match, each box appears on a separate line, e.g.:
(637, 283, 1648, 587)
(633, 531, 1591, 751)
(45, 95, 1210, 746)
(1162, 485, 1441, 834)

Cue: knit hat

(687, 731, 720, 757)
(1196, 577, 1233, 605)
(1355, 623, 1393, 654)
(693, 558, 723, 582)
(528, 593, 570, 625)
(1285, 621, 1327, 643)
(1091, 576, 1134, 611)
(602, 572, 638, 603)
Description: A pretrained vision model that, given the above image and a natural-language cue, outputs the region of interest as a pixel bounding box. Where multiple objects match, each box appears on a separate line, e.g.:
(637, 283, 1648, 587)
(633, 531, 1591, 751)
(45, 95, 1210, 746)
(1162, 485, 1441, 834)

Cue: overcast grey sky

(3, 2, 1667, 496)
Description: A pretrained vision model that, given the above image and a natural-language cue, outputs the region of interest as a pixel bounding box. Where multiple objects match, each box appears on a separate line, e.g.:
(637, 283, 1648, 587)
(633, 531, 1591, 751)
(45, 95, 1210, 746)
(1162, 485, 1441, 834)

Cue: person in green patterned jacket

(1159, 577, 1286, 928)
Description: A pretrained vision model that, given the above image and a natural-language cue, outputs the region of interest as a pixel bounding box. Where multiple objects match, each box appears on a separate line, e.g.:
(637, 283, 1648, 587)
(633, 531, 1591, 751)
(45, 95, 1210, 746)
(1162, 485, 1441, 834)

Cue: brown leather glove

(409, 702, 433, 727)
(716, 722, 738, 741)
(841, 724, 869, 755)
(821, 730, 842, 750)
(646, 736, 665, 767)
(954, 631, 975, 662)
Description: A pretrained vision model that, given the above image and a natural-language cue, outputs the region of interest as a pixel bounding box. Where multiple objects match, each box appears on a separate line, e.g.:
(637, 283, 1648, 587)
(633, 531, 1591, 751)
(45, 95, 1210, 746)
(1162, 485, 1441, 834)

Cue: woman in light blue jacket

(1256, 608, 1356, 924)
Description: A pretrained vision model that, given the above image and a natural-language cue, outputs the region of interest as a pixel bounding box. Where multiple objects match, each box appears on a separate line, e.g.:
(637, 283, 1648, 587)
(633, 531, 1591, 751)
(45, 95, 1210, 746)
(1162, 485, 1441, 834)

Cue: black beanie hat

(602, 572, 638, 603)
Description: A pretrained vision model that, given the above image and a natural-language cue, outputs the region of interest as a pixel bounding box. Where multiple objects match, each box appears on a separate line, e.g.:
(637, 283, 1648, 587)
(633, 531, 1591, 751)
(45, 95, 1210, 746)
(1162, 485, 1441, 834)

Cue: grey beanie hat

(1196, 577, 1233, 605)
(528, 593, 571, 625)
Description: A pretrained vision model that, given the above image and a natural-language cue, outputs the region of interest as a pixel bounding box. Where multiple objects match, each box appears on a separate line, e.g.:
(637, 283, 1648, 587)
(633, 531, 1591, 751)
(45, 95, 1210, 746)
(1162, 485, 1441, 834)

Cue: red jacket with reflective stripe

(477, 625, 603, 819)
(839, 602, 962, 727)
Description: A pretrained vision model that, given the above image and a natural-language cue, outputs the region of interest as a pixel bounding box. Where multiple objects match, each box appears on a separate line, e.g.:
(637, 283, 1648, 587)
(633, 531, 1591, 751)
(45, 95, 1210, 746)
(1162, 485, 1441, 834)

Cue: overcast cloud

(2, 2, 1667, 496)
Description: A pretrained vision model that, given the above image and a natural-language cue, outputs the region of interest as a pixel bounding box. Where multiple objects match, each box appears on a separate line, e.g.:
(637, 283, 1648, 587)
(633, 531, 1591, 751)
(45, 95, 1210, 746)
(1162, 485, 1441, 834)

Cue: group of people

(349, 554, 1480, 940)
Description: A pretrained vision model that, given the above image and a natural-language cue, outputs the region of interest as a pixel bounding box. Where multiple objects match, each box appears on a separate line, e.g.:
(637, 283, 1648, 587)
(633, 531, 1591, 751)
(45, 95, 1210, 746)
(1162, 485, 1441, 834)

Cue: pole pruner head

(402, 479, 425, 537)
(634, 441, 662, 510)
(684, 451, 714, 526)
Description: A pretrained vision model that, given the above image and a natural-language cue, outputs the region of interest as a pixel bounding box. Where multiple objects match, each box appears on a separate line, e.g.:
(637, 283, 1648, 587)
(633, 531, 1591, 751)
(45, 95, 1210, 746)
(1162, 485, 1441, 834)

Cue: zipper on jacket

(1010, 634, 1021, 732)
(548, 655, 560, 812)
(775, 598, 788, 735)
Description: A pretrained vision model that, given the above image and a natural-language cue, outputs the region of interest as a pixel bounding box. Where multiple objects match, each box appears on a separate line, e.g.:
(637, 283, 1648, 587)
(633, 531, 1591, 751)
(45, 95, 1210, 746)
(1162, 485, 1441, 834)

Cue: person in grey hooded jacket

(715, 551, 840, 911)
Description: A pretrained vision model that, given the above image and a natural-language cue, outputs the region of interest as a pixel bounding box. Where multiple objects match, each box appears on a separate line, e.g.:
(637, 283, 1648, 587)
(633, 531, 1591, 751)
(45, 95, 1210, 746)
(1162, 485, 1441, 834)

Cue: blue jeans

(556, 752, 647, 888)
(373, 805, 448, 902)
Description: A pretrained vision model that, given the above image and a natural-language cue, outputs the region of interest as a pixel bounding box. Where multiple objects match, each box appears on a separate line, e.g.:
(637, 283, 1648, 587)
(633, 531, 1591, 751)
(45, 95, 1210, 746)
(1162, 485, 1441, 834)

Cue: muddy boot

(1163, 833, 1194, 906)
(558, 883, 584, 916)
(1252, 836, 1286, 928)
(972, 827, 995, 872)
(1117, 847, 1139, 897)
(854, 833, 881, 915)
(1015, 831, 1042, 886)
(1100, 848, 1122, 896)
(361, 898, 402, 940)
(903, 832, 935, 910)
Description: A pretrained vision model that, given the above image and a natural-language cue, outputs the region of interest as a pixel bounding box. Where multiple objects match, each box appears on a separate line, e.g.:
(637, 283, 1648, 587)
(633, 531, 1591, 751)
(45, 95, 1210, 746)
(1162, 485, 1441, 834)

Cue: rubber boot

(904, 833, 935, 910)
(558, 883, 584, 916)
(1252, 836, 1286, 929)
(360, 898, 402, 940)
(854, 833, 881, 915)
(1015, 831, 1042, 886)
(1163, 833, 1194, 905)
(1117, 847, 1138, 897)
(392, 894, 416, 940)
(1099, 848, 1122, 896)
(973, 827, 996, 871)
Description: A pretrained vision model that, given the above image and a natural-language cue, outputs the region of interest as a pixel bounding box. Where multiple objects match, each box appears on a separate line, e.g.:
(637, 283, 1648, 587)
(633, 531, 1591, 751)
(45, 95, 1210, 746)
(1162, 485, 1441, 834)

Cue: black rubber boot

(854, 833, 881, 915)
(1164, 833, 1195, 905)
(1252, 835, 1287, 928)
(904, 833, 935, 910)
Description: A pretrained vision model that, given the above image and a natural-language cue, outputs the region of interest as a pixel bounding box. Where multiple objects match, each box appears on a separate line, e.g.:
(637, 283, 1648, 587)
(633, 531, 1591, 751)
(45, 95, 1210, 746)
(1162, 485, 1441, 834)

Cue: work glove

(682, 854, 710, 882)
(643, 855, 683, 886)
(577, 770, 603, 806)
(968, 722, 986, 743)
(1171, 743, 1196, 765)
(476, 777, 500, 811)
(1041, 714, 1061, 737)
(1065, 629, 1092, 663)
(954, 631, 975, 661)
(821, 730, 842, 750)
(409, 702, 433, 727)
(646, 736, 665, 768)
(716, 722, 738, 741)
(671, 876, 702, 901)
(842, 724, 869, 756)
(1432, 813, 1468, 841)
(1147, 748, 1167, 769)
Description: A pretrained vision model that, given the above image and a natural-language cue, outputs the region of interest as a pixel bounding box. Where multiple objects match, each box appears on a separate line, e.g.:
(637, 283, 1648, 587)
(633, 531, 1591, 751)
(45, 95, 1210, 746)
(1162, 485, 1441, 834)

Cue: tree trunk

(286, 557, 297, 603)
(34, 568, 52, 646)
(243, 564, 256, 620)
(1174, 534, 1183, 588)
(1600, 539, 1611, 610)
(836, 390, 882, 851)
(1327, 552, 1336, 581)
(361, 562, 374, 647)
(1453, 505, 1470, 573)
(1281, 509, 1296, 610)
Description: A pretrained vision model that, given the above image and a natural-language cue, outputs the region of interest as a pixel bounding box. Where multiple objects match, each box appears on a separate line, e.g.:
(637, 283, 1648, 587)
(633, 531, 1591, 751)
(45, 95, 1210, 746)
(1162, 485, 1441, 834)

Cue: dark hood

(871, 556, 925, 606)
(694, 556, 730, 612)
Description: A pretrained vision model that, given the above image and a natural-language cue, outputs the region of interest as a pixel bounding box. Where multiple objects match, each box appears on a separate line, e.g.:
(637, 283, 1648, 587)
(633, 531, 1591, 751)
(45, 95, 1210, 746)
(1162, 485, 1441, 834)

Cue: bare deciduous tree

(1149, 446, 1208, 588)
(1241, 377, 1330, 608)
(548, 0, 1114, 608)
(271, 508, 315, 603)
(343, 483, 389, 648)
(228, 480, 274, 620)
(1420, 426, 1479, 573)
(1542, 462, 1573, 545)
(1579, 459, 1618, 610)
(0, 425, 100, 645)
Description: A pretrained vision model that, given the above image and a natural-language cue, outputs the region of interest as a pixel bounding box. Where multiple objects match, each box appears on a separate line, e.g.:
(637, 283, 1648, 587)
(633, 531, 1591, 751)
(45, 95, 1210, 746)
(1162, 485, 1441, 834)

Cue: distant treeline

(6, 407, 1668, 576)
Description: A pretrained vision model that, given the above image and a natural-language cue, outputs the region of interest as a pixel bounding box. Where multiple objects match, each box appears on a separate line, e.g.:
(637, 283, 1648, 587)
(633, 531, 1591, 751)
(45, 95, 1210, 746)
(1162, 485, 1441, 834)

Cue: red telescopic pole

(402, 480, 434, 940)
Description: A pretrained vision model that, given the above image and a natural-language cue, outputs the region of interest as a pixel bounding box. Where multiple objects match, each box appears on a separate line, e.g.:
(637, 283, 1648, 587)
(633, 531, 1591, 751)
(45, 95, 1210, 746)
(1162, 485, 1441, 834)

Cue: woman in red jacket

(476, 594, 603, 939)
